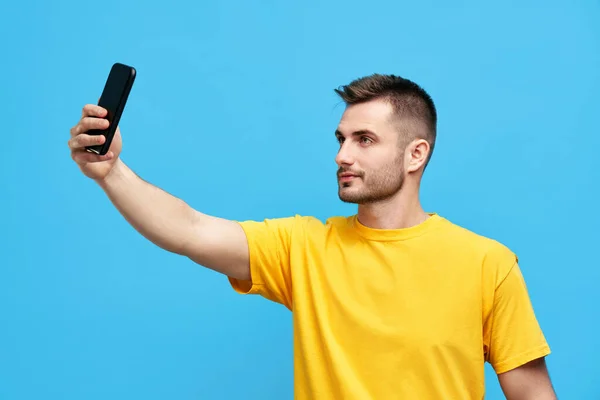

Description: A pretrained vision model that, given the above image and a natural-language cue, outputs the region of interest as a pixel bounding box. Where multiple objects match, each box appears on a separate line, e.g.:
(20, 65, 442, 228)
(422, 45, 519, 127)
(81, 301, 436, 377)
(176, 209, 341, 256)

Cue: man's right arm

(97, 159, 251, 281)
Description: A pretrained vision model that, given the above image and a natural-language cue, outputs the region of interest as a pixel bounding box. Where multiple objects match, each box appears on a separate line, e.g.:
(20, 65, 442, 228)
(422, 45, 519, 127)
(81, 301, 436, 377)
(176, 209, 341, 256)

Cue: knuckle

(83, 119, 93, 132)
(70, 123, 80, 136)
(69, 136, 79, 147)
(73, 123, 84, 135)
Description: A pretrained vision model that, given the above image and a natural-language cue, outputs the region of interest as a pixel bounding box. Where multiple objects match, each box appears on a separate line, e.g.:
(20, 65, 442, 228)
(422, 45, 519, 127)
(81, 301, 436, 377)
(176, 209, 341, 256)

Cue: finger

(81, 104, 107, 118)
(72, 150, 114, 163)
(68, 133, 106, 150)
(70, 117, 109, 137)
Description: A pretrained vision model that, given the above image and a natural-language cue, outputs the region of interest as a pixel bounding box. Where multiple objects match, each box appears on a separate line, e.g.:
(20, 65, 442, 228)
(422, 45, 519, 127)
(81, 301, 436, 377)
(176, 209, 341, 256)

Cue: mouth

(338, 173, 358, 182)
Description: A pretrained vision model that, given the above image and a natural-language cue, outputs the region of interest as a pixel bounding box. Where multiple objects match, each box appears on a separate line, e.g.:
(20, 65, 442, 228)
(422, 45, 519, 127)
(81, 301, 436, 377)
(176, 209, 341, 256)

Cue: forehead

(337, 99, 395, 136)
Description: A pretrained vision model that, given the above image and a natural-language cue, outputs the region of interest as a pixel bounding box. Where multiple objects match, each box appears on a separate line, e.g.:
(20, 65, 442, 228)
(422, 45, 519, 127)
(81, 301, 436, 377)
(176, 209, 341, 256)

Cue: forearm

(97, 159, 197, 255)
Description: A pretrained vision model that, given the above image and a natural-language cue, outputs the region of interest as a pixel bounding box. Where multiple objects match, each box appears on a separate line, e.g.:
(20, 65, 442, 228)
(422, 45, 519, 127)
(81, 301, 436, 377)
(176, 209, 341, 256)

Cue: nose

(335, 142, 355, 167)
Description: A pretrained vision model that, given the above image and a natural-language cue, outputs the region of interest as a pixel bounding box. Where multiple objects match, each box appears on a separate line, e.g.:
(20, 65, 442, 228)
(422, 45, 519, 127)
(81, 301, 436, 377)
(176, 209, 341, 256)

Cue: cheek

(368, 148, 402, 169)
(375, 151, 406, 178)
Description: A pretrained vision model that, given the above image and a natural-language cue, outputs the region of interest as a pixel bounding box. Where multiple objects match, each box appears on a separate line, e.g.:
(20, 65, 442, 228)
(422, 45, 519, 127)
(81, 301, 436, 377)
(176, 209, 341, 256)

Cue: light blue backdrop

(1, 0, 598, 398)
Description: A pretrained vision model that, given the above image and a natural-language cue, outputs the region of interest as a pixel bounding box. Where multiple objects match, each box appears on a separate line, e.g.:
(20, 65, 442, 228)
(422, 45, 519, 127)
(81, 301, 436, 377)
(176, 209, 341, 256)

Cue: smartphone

(85, 62, 136, 155)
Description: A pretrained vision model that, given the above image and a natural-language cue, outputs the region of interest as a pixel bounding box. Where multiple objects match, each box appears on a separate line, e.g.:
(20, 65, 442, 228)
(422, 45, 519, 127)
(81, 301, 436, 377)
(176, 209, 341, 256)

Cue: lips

(338, 173, 357, 182)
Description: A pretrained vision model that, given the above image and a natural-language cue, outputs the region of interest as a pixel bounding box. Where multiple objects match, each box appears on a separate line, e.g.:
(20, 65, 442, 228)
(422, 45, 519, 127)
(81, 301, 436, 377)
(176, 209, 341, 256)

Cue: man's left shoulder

(438, 216, 518, 270)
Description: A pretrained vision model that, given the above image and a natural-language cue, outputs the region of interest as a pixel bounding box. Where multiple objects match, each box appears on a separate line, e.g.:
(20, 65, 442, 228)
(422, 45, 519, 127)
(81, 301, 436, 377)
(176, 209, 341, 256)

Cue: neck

(356, 181, 429, 230)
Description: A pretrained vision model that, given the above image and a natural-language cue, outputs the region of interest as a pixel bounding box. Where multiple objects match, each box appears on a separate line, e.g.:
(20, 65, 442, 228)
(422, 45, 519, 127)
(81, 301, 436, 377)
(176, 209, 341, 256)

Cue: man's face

(335, 99, 406, 204)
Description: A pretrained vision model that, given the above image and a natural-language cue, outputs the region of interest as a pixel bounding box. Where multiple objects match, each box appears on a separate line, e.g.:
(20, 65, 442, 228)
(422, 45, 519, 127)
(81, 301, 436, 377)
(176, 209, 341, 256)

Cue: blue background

(1, 0, 598, 398)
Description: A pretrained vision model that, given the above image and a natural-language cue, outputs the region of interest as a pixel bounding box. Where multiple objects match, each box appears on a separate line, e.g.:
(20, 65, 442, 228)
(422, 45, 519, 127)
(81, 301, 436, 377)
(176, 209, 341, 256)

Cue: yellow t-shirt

(228, 213, 551, 399)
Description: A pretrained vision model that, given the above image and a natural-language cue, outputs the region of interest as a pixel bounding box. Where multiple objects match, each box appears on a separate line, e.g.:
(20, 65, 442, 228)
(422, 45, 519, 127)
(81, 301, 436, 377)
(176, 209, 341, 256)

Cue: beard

(337, 160, 405, 204)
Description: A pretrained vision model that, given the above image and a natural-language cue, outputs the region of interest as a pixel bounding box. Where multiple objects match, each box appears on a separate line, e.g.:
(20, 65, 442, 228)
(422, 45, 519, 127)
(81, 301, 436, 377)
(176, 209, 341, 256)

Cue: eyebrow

(335, 129, 378, 138)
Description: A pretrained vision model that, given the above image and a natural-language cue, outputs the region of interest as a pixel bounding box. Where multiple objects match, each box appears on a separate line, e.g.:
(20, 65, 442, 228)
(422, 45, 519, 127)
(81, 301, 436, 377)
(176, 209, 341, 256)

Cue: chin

(338, 186, 399, 205)
(338, 188, 365, 204)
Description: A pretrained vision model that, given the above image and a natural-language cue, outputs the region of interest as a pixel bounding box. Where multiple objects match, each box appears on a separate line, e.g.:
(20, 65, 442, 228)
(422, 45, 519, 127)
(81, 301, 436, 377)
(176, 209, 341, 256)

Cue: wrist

(96, 158, 127, 190)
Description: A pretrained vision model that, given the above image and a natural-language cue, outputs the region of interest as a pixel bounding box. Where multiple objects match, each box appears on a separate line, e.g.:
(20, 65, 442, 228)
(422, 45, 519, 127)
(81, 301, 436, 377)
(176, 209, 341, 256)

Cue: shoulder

(238, 214, 339, 238)
(238, 214, 352, 231)
(276, 214, 353, 231)
(258, 214, 356, 243)
(437, 216, 518, 281)
(437, 217, 513, 253)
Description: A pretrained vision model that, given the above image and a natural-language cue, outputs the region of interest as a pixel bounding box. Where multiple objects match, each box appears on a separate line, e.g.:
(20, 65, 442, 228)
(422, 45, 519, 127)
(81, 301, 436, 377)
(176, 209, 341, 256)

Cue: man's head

(333, 74, 437, 204)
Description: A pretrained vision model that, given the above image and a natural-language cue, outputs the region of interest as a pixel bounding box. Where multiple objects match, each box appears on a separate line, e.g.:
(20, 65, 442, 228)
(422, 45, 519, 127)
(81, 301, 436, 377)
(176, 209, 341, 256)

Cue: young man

(68, 74, 556, 399)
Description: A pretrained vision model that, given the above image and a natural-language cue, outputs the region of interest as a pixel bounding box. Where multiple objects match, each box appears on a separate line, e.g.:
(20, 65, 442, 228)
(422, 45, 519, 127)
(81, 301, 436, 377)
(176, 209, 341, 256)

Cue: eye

(360, 136, 373, 145)
(336, 136, 344, 144)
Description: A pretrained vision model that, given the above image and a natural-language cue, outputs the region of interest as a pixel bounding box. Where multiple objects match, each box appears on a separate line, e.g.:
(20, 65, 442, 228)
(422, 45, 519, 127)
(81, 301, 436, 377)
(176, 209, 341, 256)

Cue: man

(68, 74, 556, 399)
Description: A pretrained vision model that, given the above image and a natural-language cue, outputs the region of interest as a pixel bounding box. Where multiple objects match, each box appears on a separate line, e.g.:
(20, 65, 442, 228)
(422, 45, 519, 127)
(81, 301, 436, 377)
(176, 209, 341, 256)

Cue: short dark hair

(334, 74, 437, 168)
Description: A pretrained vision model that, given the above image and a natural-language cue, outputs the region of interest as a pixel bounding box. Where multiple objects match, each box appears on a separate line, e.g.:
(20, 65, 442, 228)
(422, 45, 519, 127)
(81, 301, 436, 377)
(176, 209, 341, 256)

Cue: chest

(291, 241, 485, 348)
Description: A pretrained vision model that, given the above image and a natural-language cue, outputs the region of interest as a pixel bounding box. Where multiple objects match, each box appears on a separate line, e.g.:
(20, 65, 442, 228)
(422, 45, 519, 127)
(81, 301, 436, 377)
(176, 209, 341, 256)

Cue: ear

(405, 139, 430, 173)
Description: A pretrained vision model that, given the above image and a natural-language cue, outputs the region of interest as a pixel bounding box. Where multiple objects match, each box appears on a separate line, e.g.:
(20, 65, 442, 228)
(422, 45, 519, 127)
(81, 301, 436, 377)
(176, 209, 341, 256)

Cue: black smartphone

(85, 62, 136, 155)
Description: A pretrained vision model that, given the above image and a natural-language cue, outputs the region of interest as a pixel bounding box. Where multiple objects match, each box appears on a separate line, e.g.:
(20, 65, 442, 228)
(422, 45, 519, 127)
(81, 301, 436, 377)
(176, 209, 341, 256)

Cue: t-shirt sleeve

(484, 261, 551, 374)
(228, 215, 300, 309)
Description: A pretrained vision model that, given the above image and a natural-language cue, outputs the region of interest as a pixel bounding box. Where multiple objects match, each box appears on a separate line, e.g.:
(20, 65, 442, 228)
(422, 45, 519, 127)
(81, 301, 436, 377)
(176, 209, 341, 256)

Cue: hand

(68, 104, 123, 181)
